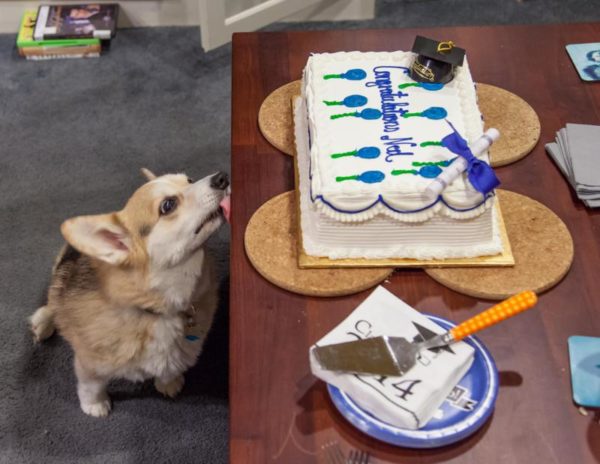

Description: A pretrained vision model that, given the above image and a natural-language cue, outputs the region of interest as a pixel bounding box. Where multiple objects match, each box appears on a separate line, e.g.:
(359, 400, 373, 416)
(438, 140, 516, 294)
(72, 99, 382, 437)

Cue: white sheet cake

(295, 51, 502, 259)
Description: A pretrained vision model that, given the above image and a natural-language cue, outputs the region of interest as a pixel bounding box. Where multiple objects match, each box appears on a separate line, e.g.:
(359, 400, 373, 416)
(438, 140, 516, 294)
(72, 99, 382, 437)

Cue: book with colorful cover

(33, 4, 119, 41)
(17, 10, 100, 48)
(17, 10, 101, 59)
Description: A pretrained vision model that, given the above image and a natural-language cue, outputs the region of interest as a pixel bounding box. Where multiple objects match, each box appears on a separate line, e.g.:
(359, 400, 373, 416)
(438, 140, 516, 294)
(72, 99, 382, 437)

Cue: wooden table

(230, 23, 600, 463)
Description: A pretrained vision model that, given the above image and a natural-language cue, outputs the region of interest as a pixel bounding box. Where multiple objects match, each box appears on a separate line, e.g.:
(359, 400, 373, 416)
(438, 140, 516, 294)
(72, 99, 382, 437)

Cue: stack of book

(17, 4, 119, 60)
(545, 123, 600, 208)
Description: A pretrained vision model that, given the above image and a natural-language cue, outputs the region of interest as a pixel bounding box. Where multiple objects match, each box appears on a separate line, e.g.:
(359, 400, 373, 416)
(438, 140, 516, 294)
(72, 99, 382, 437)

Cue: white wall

(0, 0, 374, 33)
(284, 0, 375, 22)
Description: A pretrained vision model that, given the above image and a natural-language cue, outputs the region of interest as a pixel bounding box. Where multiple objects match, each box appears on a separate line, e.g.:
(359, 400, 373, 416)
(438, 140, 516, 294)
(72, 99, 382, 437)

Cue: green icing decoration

(323, 74, 341, 80)
(391, 169, 418, 176)
(330, 112, 357, 120)
(331, 150, 358, 159)
(323, 100, 343, 106)
(398, 82, 419, 89)
(412, 158, 455, 167)
(420, 141, 444, 147)
(336, 175, 359, 182)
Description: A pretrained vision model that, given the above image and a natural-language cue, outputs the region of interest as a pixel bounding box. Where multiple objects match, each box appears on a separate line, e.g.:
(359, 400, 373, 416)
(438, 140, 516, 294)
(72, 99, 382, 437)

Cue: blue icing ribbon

(441, 122, 500, 195)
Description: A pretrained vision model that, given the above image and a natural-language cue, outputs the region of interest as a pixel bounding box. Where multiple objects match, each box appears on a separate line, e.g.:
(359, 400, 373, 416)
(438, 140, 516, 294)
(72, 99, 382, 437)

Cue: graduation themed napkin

(546, 123, 600, 208)
(309, 286, 474, 430)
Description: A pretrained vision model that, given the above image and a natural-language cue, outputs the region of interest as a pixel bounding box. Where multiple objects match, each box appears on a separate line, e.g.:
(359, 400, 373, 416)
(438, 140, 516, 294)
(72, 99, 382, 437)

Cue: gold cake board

(425, 190, 574, 300)
(244, 191, 394, 297)
(257, 81, 540, 168)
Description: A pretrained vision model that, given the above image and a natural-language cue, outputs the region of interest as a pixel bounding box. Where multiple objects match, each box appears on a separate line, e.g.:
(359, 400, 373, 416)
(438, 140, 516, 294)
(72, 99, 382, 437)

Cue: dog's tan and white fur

(29, 169, 230, 417)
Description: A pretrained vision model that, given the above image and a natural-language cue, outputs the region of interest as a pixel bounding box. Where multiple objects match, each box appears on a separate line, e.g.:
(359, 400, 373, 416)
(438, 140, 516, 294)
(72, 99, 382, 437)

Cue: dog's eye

(159, 197, 178, 216)
(187, 177, 194, 184)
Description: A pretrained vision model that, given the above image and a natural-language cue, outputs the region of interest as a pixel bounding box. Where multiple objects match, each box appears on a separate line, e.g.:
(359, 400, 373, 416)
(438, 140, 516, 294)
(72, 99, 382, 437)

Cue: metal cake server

(314, 290, 538, 377)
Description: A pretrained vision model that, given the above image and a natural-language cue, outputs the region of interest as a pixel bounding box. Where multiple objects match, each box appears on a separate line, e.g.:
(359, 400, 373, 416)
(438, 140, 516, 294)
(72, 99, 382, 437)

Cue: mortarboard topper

(409, 36, 466, 85)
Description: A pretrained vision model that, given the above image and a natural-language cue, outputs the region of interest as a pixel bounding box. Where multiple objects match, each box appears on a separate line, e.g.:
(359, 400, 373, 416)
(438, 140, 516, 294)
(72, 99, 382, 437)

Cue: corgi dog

(29, 168, 231, 417)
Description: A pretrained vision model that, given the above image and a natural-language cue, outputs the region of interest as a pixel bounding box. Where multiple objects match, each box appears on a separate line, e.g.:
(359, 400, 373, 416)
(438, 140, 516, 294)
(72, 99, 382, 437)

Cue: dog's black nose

(210, 172, 229, 190)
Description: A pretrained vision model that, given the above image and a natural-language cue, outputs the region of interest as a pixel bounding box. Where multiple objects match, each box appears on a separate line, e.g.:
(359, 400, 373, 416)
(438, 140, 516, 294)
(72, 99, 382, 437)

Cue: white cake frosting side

(294, 96, 503, 259)
(303, 51, 492, 223)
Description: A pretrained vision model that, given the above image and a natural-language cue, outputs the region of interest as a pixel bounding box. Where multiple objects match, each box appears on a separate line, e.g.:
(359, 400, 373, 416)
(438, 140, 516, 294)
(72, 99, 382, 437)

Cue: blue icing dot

(422, 107, 448, 120)
(357, 146, 381, 159)
(359, 108, 382, 120)
(342, 68, 367, 80)
(421, 82, 444, 91)
(343, 94, 368, 107)
(419, 165, 443, 178)
(185, 335, 199, 341)
(359, 170, 385, 183)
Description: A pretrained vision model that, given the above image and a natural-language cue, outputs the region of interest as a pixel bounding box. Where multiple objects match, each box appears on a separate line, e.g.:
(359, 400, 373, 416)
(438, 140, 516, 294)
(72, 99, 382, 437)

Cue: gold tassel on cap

(437, 40, 455, 54)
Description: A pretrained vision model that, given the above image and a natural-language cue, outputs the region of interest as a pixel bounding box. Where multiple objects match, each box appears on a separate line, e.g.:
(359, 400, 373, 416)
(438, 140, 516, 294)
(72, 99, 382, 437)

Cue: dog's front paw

(81, 399, 112, 417)
(155, 374, 185, 398)
(29, 306, 55, 342)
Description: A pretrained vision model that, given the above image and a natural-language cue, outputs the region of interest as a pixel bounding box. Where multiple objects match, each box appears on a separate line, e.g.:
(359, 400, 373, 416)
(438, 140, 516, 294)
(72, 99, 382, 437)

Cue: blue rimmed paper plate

(327, 315, 498, 449)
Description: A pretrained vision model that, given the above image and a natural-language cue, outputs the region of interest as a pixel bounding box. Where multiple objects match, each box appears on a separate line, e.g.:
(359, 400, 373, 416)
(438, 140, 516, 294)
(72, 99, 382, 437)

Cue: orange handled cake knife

(314, 291, 538, 377)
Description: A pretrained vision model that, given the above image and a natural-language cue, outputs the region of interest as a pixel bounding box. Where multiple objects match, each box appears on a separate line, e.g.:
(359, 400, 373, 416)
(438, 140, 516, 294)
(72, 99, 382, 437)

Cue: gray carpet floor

(1, 1, 598, 463)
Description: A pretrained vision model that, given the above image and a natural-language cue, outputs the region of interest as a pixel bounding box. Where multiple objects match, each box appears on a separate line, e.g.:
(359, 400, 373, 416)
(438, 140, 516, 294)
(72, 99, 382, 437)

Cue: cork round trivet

(257, 81, 301, 156)
(477, 83, 540, 167)
(244, 191, 393, 297)
(425, 190, 574, 300)
(258, 81, 540, 165)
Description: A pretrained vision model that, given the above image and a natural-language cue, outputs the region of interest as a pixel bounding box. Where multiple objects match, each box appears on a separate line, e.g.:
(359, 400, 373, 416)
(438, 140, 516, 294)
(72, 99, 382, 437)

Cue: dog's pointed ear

(141, 168, 157, 181)
(61, 213, 132, 266)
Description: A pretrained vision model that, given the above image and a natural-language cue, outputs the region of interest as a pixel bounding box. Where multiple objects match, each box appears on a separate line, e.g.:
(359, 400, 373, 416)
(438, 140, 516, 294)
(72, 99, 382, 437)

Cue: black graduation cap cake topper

(409, 35, 466, 84)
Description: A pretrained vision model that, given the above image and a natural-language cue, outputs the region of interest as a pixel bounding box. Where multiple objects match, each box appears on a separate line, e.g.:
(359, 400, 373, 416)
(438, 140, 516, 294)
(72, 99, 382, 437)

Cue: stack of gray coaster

(546, 123, 600, 208)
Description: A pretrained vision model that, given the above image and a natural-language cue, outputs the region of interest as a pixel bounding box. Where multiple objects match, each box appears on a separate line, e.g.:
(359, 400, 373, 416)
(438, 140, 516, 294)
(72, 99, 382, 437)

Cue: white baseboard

(283, 0, 375, 22)
(0, 0, 374, 34)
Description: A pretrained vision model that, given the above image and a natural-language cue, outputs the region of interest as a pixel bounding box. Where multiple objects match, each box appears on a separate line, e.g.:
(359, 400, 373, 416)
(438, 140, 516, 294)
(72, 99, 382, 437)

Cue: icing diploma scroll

(424, 128, 500, 199)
